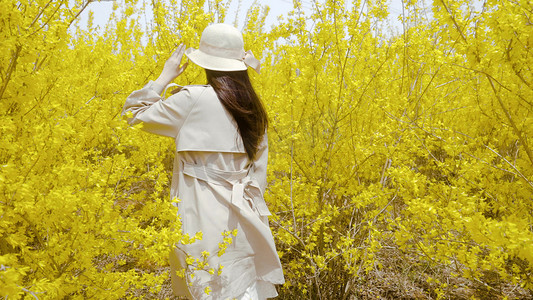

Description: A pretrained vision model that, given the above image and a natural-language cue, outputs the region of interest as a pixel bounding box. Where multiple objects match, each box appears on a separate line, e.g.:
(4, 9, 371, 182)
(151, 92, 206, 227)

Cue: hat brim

(185, 48, 247, 72)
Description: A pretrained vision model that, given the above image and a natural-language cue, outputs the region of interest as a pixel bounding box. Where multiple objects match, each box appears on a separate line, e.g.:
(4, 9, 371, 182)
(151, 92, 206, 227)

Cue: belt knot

(182, 161, 271, 216)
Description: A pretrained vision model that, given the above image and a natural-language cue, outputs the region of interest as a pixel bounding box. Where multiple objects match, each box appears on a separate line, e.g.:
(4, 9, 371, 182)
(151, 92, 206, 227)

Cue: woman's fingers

(158, 43, 187, 84)
(175, 44, 186, 58)
(172, 44, 187, 67)
(179, 61, 189, 73)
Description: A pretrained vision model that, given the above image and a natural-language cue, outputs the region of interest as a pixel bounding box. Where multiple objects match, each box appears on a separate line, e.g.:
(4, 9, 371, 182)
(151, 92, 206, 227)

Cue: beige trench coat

(123, 81, 285, 299)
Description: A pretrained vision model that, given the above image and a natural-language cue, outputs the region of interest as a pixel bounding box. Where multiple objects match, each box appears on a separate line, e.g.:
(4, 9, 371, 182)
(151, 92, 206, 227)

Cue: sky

(77, 0, 411, 35)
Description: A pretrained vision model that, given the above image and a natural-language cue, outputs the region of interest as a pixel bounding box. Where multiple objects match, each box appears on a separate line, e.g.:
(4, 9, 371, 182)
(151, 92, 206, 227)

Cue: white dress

(123, 81, 284, 300)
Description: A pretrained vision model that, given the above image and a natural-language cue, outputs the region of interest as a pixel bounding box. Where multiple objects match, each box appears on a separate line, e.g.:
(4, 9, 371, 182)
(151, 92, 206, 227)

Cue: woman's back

(123, 23, 284, 299)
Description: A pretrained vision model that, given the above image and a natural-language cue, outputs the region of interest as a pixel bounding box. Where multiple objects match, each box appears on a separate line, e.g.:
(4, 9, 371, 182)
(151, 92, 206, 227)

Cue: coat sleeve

(250, 133, 269, 194)
(122, 81, 195, 138)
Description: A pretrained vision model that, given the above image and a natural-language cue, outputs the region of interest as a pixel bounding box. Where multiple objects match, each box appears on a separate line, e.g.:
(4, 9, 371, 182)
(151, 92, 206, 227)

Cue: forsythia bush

(1, 0, 531, 299)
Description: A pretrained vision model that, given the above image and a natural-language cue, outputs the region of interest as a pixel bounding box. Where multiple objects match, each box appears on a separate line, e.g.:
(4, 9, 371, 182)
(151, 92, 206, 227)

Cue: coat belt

(181, 161, 272, 216)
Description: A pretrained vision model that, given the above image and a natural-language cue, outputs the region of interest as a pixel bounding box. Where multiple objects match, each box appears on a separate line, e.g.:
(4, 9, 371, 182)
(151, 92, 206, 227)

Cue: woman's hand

(155, 44, 189, 87)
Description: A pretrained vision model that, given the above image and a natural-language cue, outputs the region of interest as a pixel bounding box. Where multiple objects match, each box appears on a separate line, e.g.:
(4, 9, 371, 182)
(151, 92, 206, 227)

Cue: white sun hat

(185, 23, 261, 74)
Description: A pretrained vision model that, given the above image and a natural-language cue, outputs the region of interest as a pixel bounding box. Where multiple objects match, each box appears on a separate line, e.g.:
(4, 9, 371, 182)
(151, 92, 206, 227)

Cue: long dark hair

(205, 69, 268, 161)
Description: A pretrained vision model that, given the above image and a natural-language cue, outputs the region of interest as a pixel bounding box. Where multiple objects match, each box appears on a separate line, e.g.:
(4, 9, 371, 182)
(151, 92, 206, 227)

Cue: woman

(122, 23, 285, 299)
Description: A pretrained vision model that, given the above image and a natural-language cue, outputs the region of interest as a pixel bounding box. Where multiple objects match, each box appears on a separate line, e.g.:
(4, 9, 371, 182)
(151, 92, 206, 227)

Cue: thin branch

(28, 0, 65, 37)
(486, 75, 533, 166)
(29, 0, 54, 28)
(482, 144, 533, 189)
(440, 0, 467, 42)
(0, 44, 22, 101)
(68, 0, 93, 29)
